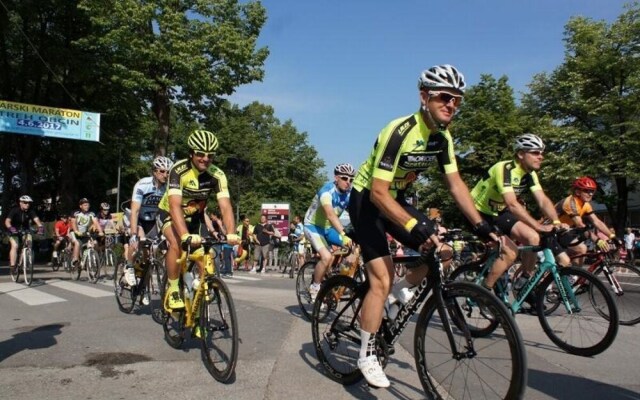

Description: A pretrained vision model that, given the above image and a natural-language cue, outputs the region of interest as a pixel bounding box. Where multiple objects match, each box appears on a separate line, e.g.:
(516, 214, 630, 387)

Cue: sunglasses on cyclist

(581, 189, 595, 195)
(429, 91, 463, 107)
(194, 151, 215, 159)
(527, 150, 544, 156)
(155, 169, 168, 174)
(339, 176, 354, 183)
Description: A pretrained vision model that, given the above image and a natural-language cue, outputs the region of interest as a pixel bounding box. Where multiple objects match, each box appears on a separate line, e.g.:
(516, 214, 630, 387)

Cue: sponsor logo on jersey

(398, 152, 437, 169)
(379, 156, 394, 171)
(174, 163, 188, 174)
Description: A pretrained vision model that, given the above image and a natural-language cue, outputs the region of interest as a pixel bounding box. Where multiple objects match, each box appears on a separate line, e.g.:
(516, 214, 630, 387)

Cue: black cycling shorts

(479, 210, 519, 236)
(348, 188, 435, 264)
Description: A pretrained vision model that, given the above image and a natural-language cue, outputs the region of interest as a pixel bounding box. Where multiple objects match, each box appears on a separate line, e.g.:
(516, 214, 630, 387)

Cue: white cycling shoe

(357, 355, 390, 388)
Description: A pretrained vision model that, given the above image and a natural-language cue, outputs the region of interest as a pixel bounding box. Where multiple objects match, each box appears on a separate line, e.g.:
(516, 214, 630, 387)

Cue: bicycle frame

(329, 253, 476, 358)
(177, 244, 218, 329)
(571, 249, 624, 295)
(476, 246, 579, 315)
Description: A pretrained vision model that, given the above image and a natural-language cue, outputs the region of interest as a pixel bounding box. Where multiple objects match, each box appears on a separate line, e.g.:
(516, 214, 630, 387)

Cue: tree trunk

(151, 87, 170, 157)
(614, 177, 628, 236)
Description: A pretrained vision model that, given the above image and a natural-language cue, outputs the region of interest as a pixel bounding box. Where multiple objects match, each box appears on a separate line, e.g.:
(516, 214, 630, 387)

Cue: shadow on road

(0, 323, 66, 362)
(284, 304, 310, 322)
(298, 339, 424, 399)
(529, 368, 640, 399)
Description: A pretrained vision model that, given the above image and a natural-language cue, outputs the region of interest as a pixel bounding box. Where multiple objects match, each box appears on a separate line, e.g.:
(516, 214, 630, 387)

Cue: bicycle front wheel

(200, 276, 238, 383)
(114, 261, 136, 313)
(537, 266, 619, 356)
(102, 249, 116, 280)
(296, 260, 318, 320)
(23, 248, 34, 286)
(447, 262, 500, 337)
(415, 281, 527, 400)
(87, 250, 100, 283)
(149, 261, 165, 324)
(312, 275, 367, 385)
(288, 254, 299, 279)
(593, 262, 640, 326)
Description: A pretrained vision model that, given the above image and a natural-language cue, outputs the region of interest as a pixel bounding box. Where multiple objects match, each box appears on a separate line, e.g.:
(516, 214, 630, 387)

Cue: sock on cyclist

(168, 278, 179, 292)
(359, 330, 376, 359)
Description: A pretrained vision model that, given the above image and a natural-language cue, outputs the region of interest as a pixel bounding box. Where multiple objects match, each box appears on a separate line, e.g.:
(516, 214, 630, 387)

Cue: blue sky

(230, 0, 631, 179)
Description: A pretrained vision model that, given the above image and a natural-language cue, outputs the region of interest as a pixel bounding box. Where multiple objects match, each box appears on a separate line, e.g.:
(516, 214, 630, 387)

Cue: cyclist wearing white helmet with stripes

(123, 155, 174, 287)
(348, 65, 497, 388)
(304, 163, 356, 301)
(5, 195, 44, 275)
(470, 133, 571, 308)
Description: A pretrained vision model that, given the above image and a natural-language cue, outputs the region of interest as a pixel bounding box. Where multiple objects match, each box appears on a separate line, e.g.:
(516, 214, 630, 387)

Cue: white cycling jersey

(131, 176, 166, 222)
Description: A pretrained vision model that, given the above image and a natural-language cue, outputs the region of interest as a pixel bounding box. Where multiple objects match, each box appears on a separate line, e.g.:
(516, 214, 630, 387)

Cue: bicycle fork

(553, 271, 580, 314)
(600, 265, 624, 295)
(435, 285, 476, 360)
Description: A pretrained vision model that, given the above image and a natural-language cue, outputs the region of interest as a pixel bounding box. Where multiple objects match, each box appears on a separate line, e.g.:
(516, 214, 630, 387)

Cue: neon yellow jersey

(158, 158, 230, 217)
(471, 160, 542, 216)
(352, 111, 458, 199)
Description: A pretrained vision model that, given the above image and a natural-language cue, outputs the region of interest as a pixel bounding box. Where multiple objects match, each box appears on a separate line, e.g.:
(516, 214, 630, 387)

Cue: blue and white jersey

(304, 181, 350, 228)
(131, 176, 166, 222)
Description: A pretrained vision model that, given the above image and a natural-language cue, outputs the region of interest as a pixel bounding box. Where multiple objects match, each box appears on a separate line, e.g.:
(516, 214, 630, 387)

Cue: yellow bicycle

(161, 237, 238, 383)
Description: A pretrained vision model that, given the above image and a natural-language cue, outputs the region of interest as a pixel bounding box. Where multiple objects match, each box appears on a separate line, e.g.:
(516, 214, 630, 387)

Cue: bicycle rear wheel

(415, 281, 527, 400)
(311, 275, 367, 385)
(537, 266, 619, 356)
(161, 273, 185, 348)
(593, 262, 640, 326)
(200, 276, 239, 383)
(296, 260, 318, 320)
(114, 261, 136, 313)
(23, 248, 34, 286)
(149, 261, 165, 324)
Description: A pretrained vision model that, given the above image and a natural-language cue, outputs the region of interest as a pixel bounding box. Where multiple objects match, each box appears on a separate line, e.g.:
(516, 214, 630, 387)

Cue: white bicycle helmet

(153, 156, 173, 171)
(334, 163, 356, 177)
(418, 64, 466, 94)
(19, 195, 33, 203)
(100, 202, 110, 210)
(513, 133, 545, 152)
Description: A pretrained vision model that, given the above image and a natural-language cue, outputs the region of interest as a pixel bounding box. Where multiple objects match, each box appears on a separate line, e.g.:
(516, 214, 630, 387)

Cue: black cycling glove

(410, 220, 436, 244)
(473, 220, 494, 241)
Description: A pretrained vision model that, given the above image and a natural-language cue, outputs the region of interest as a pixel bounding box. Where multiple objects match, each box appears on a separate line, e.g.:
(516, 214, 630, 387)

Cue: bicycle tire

(114, 261, 136, 313)
(23, 248, 34, 286)
(61, 252, 72, 274)
(289, 254, 298, 279)
(200, 276, 239, 383)
(536, 266, 619, 356)
(51, 252, 61, 271)
(149, 261, 165, 324)
(102, 249, 115, 280)
(593, 262, 640, 326)
(414, 281, 527, 400)
(87, 250, 100, 283)
(447, 262, 500, 337)
(296, 260, 318, 320)
(311, 275, 367, 385)
(161, 272, 185, 348)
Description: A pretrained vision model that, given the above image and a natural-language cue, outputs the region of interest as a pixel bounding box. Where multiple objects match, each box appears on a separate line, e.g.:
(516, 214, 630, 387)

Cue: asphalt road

(0, 263, 639, 400)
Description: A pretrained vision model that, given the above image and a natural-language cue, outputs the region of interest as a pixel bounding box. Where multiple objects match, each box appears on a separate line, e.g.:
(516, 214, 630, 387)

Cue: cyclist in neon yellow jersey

(349, 64, 497, 388)
(158, 130, 239, 310)
(470, 133, 570, 293)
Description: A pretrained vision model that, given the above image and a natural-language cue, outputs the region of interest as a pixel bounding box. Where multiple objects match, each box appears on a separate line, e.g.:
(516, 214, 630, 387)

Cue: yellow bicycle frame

(169, 246, 218, 328)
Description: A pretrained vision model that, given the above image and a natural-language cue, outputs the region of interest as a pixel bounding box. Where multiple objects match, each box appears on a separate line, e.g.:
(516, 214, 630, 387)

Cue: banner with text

(0, 100, 100, 142)
(261, 203, 290, 242)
